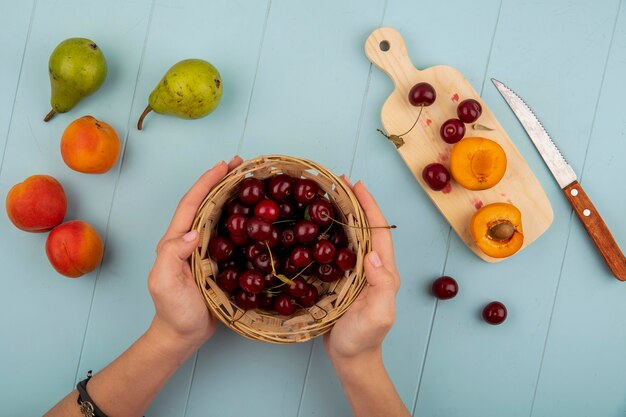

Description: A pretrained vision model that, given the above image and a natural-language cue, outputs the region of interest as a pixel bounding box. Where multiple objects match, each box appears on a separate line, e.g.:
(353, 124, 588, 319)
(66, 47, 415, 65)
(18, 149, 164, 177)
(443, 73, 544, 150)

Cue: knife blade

(492, 78, 626, 281)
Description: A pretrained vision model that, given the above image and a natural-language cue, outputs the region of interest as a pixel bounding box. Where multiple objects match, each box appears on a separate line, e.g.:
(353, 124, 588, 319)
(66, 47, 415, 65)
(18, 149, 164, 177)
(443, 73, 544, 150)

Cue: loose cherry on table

(457, 99, 482, 124)
(422, 163, 451, 191)
(431, 276, 458, 300)
(440, 118, 466, 144)
(482, 301, 507, 325)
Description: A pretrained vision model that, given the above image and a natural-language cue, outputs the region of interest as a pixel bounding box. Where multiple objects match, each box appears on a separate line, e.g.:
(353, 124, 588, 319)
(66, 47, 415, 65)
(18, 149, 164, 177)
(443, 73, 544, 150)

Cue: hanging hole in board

(379, 40, 390, 51)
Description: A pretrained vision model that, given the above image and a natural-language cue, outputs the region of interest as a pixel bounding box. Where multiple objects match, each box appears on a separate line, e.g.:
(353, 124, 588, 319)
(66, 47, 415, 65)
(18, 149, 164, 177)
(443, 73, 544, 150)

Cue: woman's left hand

(148, 156, 243, 353)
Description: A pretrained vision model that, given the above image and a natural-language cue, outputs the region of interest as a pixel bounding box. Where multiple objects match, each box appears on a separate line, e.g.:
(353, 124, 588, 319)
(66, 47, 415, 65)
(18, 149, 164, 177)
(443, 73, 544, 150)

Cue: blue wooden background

(1, 0, 625, 416)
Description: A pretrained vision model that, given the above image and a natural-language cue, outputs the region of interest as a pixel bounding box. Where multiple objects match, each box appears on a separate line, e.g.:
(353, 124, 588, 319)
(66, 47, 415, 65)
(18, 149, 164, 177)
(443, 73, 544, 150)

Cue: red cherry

(457, 99, 482, 123)
(226, 214, 248, 236)
(313, 240, 336, 264)
(482, 301, 507, 325)
(267, 174, 294, 202)
(274, 294, 297, 316)
(216, 267, 239, 292)
(245, 242, 267, 261)
(294, 178, 320, 204)
(298, 284, 318, 307)
(422, 163, 450, 191)
(408, 82, 436, 107)
(278, 202, 296, 219)
(254, 199, 280, 222)
(290, 246, 312, 268)
(238, 177, 265, 206)
(234, 290, 258, 310)
(335, 248, 356, 271)
(263, 272, 277, 287)
(440, 118, 466, 144)
(287, 276, 308, 298)
(280, 228, 297, 248)
(431, 276, 458, 300)
(282, 257, 299, 276)
(316, 263, 342, 282)
(294, 220, 319, 243)
(252, 251, 279, 274)
(258, 293, 275, 310)
(230, 232, 249, 246)
(266, 226, 280, 248)
(239, 269, 265, 294)
(225, 199, 251, 216)
(247, 217, 272, 241)
(308, 199, 335, 227)
(208, 235, 234, 262)
(330, 228, 349, 248)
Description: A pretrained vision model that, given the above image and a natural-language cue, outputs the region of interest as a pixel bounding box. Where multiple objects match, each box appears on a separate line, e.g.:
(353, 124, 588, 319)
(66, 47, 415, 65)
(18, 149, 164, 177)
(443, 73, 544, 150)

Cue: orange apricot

(450, 137, 507, 190)
(45, 220, 103, 277)
(471, 202, 523, 258)
(61, 115, 120, 174)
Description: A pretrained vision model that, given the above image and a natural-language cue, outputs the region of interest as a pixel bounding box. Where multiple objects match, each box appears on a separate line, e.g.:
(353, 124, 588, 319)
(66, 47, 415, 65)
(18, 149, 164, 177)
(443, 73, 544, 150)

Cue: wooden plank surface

(0, 1, 625, 416)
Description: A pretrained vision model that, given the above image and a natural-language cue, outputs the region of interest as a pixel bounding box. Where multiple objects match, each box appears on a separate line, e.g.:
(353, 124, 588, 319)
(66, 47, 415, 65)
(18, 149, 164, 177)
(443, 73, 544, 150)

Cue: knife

(492, 78, 626, 281)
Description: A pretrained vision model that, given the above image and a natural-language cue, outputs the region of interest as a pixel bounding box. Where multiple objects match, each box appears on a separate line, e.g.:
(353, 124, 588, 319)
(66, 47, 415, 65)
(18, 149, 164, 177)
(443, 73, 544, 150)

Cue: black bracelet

(76, 370, 109, 417)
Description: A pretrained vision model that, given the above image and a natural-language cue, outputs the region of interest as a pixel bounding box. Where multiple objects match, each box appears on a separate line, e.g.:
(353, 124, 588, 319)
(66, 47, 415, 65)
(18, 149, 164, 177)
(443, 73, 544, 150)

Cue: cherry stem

(271, 219, 296, 225)
(291, 261, 315, 280)
(321, 211, 396, 230)
(265, 241, 295, 286)
(398, 104, 424, 137)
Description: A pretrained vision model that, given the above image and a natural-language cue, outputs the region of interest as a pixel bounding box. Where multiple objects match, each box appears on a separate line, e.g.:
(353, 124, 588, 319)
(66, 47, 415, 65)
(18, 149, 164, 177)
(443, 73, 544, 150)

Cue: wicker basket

(191, 155, 371, 344)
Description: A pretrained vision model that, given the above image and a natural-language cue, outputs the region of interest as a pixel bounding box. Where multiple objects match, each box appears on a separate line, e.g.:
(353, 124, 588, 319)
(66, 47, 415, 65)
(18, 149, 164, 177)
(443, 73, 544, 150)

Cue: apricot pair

(5, 175, 103, 277)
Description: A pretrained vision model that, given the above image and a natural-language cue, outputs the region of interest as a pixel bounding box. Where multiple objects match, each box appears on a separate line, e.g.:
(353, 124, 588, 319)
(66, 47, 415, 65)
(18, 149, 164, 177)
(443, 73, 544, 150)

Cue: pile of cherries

(208, 174, 356, 316)
(409, 82, 485, 192)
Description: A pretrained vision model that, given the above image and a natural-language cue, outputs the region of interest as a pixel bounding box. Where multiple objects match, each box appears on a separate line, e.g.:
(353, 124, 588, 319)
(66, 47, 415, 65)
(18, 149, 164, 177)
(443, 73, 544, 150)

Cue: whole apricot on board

(471, 202, 523, 258)
(5, 175, 67, 232)
(61, 116, 120, 174)
(450, 137, 507, 190)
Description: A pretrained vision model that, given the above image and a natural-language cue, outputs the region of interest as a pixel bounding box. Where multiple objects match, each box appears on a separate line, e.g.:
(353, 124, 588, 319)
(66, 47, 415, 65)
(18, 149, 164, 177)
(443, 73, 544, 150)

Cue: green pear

(137, 59, 222, 130)
(44, 38, 107, 122)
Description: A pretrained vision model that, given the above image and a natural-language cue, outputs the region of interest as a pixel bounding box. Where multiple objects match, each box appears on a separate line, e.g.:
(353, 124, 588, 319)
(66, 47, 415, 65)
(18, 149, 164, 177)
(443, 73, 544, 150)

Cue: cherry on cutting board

(408, 82, 436, 107)
(422, 163, 451, 191)
(482, 301, 507, 325)
(431, 276, 458, 300)
(440, 118, 465, 144)
(457, 99, 482, 124)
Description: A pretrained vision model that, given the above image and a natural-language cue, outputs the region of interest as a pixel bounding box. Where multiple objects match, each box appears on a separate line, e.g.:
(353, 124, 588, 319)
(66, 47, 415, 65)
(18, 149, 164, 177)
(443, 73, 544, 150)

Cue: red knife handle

(563, 181, 626, 281)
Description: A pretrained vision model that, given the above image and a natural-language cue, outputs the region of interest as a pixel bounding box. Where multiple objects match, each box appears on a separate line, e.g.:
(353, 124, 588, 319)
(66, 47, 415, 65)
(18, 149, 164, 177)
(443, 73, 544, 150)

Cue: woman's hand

(324, 180, 400, 364)
(148, 156, 243, 354)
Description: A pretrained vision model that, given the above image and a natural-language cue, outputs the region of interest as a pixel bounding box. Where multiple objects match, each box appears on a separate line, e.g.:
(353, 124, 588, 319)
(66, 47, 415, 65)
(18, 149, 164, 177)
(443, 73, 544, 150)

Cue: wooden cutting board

(365, 27, 553, 262)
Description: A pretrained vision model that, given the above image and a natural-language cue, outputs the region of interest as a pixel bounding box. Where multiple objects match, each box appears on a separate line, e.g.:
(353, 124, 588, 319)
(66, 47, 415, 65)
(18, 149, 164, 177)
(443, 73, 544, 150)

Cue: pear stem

(137, 105, 152, 130)
(43, 110, 56, 122)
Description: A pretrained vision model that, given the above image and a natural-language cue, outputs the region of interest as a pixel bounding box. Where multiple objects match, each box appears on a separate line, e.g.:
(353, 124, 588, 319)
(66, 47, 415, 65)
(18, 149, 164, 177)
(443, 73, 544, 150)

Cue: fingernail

(341, 175, 353, 187)
(368, 250, 382, 268)
(213, 160, 226, 169)
(183, 230, 198, 242)
(229, 155, 240, 164)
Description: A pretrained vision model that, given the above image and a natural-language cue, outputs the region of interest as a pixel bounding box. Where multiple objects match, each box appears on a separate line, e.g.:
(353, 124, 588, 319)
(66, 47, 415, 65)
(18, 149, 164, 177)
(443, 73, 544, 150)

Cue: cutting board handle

(365, 27, 419, 87)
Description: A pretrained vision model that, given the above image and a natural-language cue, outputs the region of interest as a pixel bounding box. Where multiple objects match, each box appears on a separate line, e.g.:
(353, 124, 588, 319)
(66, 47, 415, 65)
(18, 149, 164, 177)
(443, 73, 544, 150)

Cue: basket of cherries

(191, 155, 372, 343)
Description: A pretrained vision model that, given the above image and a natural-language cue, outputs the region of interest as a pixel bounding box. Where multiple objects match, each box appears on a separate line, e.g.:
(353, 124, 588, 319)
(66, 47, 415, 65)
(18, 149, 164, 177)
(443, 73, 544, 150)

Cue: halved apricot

(471, 202, 523, 258)
(450, 137, 507, 190)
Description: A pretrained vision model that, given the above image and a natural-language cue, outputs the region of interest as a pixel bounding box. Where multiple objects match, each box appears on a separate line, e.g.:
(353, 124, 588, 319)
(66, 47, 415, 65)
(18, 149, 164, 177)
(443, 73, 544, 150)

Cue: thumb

(364, 250, 398, 292)
(158, 230, 200, 266)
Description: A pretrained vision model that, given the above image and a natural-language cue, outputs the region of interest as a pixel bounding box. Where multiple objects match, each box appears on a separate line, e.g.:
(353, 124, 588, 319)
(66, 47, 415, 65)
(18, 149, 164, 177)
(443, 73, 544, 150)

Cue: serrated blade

(492, 78, 577, 189)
